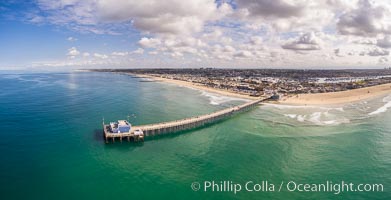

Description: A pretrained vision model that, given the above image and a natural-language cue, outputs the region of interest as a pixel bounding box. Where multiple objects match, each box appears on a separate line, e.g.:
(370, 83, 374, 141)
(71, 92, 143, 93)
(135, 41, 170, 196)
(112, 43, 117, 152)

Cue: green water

(0, 72, 390, 200)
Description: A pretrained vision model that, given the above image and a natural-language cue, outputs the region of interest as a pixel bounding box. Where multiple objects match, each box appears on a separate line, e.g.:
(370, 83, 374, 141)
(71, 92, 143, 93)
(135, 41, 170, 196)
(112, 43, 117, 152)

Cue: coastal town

(93, 68, 391, 98)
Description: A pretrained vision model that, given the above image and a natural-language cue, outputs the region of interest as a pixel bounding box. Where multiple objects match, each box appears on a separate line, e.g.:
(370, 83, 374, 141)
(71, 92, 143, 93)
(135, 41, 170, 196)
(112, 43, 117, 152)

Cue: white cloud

(33, 0, 229, 36)
(28, 15, 45, 23)
(111, 48, 144, 56)
(223, 45, 235, 53)
(353, 38, 377, 45)
(337, 0, 391, 36)
(249, 36, 263, 45)
(236, 0, 305, 19)
(282, 32, 322, 51)
(132, 48, 144, 54)
(139, 37, 161, 48)
(98, 0, 231, 35)
(112, 51, 129, 56)
(234, 50, 253, 58)
(67, 37, 78, 42)
(379, 57, 388, 63)
(334, 48, 342, 57)
(234, 0, 336, 32)
(20, 0, 391, 68)
(67, 47, 80, 58)
(93, 53, 108, 59)
(377, 35, 391, 48)
(366, 47, 389, 56)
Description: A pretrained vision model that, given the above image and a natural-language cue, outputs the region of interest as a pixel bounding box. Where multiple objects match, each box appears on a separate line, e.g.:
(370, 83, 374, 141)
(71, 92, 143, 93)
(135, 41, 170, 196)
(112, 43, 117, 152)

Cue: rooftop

(118, 120, 130, 126)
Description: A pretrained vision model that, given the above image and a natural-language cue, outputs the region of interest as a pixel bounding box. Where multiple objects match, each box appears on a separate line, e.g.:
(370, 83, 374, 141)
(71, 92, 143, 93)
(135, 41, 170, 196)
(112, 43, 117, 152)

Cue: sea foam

(369, 95, 391, 116)
(284, 111, 350, 126)
(263, 103, 344, 112)
(263, 103, 349, 126)
(200, 91, 248, 105)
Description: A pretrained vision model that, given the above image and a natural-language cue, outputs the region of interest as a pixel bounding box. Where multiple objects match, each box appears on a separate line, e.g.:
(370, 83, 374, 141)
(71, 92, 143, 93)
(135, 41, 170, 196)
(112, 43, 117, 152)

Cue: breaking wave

(200, 91, 248, 105)
(262, 103, 349, 126)
(262, 103, 344, 111)
(283, 111, 350, 126)
(369, 95, 391, 116)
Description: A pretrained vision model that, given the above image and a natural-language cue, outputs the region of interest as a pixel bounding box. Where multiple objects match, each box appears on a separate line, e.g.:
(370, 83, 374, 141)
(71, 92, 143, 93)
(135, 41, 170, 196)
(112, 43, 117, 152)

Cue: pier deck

(103, 96, 270, 143)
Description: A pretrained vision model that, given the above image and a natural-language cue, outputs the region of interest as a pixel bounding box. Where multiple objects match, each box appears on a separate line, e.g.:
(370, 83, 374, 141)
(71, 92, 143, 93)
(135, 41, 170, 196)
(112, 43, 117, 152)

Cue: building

(109, 120, 131, 133)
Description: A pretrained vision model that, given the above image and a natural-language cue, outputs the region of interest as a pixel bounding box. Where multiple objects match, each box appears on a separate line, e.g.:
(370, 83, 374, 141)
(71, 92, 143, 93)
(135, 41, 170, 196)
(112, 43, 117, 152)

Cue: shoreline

(123, 72, 391, 105)
(125, 73, 258, 100)
(279, 83, 391, 105)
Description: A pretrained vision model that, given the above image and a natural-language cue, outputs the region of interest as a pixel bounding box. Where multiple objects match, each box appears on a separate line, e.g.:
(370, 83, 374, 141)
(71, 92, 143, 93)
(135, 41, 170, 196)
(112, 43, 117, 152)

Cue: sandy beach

(127, 73, 391, 105)
(279, 83, 391, 105)
(127, 73, 258, 100)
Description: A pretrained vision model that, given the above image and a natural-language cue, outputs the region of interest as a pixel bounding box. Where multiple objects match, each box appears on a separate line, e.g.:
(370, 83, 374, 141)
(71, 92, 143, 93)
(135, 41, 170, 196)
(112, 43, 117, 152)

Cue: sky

(1, 0, 391, 70)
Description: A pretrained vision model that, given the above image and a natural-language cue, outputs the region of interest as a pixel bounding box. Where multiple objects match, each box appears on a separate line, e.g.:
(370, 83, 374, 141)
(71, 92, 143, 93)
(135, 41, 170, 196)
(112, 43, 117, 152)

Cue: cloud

(28, 15, 45, 23)
(222, 45, 235, 53)
(377, 35, 391, 48)
(353, 38, 376, 45)
(137, 36, 207, 58)
(35, 1, 232, 37)
(35, 0, 102, 32)
(96, 0, 219, 35)
(334, 48, 343, 57)
(33, 0, 229, 36)
(93, 53, 108, 59)
(67, 47, 80, 58)
(282, 32, 322, 51)
(112, 51, 128, 56)
(337, 0, 391, 36)
(366, 47, 389, 56)
(234, 50, 253, 58)
(138, 37, 161, 48)
(236, 0, 305, 18)
(10, 0, 391, 68)
(249, 36, 263, 45)
(234, 0, 336, 32)
(379, 57, 388, 63)
(111, 48, 144, 56)
(131, 48, 144, 54)
(67, 37, 78, 42)
(132, 15, 204, 35)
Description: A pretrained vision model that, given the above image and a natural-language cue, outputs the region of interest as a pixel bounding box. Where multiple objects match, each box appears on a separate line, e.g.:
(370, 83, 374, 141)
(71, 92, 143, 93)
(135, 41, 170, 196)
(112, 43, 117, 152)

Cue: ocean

(0, 71, 390, 200)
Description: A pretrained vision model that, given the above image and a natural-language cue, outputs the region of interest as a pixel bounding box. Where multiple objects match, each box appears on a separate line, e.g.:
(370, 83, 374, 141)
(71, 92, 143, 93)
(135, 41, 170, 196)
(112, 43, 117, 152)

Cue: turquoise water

(0, 72, 390, 200)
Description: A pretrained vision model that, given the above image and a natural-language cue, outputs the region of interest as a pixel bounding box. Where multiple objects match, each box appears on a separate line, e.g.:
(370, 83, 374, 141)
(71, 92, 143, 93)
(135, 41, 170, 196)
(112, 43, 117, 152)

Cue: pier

(103, 96, 271, 143)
